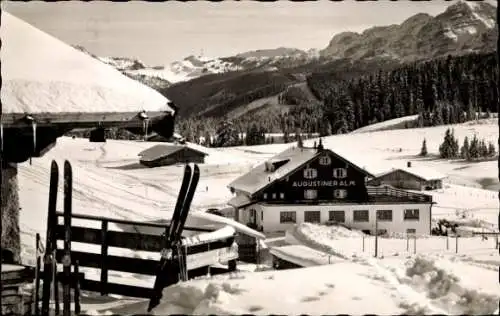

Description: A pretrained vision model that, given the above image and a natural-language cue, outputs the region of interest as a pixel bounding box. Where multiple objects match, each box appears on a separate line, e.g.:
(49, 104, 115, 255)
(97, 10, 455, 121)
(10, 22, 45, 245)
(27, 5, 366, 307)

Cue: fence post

(74, 260, 81, 315)
(34, 255, 41, 316)
(446, 236, 449, 250)
(455, 234, 458, 254)
(413, 235, 417, 254)
(100, 220, 109, 296)
(362, 235, 365, 252)
(406, 235, 409, 252)
(374, 215, 379, 258)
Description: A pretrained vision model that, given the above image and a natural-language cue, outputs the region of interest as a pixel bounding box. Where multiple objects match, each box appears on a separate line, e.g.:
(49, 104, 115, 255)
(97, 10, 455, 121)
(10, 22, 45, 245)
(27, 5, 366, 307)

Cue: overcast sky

(3, 1, 475, 66)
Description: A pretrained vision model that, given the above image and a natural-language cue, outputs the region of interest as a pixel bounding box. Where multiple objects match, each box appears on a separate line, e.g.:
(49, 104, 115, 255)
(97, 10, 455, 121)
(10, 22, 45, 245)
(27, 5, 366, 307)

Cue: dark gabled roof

(138, 144, 207, 162)
(228, 145, 374, 196)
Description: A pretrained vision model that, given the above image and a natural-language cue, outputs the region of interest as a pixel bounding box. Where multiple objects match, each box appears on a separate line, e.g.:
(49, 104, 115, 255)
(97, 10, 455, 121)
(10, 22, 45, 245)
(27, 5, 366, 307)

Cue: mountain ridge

(76, 1, 497, 119)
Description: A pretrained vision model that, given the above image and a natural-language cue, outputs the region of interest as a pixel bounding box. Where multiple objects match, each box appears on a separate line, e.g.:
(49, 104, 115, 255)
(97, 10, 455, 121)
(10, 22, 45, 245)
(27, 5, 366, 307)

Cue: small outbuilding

(368, 162, 446, 191)
(138, 144, 208, 167)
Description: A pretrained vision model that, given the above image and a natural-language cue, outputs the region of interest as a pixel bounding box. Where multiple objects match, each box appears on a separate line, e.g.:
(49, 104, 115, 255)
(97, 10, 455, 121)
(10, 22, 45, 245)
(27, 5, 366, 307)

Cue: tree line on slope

(420, 128, 496, 161)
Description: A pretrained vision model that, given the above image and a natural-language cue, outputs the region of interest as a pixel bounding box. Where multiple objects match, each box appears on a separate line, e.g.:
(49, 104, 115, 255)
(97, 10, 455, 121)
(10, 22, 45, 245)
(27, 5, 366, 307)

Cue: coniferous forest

(308, 52, 498, 134)
(196, 51, 499, 146)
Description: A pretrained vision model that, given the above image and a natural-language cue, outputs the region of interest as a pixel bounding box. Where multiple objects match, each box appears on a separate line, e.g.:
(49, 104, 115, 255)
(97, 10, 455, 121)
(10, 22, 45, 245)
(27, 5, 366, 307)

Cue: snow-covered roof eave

(1, 12, 175, 122)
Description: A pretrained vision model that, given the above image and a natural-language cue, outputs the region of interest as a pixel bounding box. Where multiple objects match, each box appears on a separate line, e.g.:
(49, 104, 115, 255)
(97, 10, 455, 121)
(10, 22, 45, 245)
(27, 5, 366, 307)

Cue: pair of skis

(41, 160, 73, 316)
(148, 164, 200, 312)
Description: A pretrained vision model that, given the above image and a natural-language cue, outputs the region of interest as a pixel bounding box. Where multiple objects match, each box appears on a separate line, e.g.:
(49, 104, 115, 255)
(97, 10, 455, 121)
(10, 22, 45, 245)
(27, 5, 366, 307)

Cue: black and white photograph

(1, 0, 499, 315)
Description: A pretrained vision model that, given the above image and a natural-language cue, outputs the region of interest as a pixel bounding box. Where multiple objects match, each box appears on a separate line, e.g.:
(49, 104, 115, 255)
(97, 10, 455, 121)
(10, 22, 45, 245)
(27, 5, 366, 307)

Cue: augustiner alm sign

(292, 180, 356, 187)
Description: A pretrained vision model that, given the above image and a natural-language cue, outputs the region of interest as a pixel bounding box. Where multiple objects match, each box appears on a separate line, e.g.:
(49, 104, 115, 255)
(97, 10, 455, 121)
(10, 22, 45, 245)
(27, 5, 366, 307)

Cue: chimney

(317, 138, 324, 151)
(407, 161, 412, 168)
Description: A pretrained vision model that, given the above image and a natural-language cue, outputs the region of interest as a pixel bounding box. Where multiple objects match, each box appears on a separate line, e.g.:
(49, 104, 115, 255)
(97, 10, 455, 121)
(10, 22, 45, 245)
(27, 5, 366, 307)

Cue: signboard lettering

(292, 180, 356, 187)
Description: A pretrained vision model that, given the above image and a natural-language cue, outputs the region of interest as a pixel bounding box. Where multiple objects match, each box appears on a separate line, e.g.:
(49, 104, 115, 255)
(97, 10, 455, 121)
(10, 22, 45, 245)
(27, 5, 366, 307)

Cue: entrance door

(248, 209, 257, 229)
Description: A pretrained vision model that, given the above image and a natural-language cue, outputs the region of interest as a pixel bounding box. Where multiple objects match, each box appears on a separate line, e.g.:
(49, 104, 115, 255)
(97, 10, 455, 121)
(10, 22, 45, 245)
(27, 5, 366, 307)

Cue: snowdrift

(285, 223, 365, 259)
(398, 255, 500, 315)
(1, 12, 173, 114)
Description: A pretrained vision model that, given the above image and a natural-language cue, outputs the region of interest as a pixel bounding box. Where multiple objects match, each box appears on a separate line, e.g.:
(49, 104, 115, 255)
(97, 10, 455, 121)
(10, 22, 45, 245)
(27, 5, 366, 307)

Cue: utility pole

(496, 1, 499, 292)
(374, 211, 379, 258)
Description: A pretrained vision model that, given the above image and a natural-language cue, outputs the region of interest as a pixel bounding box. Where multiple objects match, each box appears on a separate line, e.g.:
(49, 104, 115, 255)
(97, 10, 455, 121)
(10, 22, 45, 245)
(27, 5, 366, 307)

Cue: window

(404, 209, 420, 220)
(353, 210, 369, 222)
(272, 193, 277, 199)
(279, 193, 285, 199)
(329, 211, 345, 223)
(304, 211, 321, 223)
(333, 168, 348, 179)
(377, 210, 393, 221)
(333, 189, 348, 199)
(304, 189, 318, 200)
(303, 168, 318, 179)
(319, 155, 331, 166)
(280, 211, 296, 223)
(406, 228, 416, 235)
(263, 193, 268, 199)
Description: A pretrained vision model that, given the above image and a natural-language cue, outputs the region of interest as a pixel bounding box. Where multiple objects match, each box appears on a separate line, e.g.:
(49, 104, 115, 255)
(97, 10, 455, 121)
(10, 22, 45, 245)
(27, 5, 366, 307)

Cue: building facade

(368, 164, 446, 191)
(139, 144, 207, 167)
(228, 143, 434, 235)
(237, 201, 431, 235)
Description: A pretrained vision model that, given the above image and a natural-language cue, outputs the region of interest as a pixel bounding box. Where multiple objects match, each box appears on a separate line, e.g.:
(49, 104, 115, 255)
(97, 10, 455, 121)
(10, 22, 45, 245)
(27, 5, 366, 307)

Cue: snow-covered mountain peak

(442, 0, 496, 29)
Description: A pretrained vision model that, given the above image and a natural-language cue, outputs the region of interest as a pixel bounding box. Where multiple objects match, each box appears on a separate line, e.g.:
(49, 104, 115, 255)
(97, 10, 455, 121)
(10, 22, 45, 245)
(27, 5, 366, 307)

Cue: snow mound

(286, 223, 365, 259)
(182, 225, 236, 247)
(297, 222, 365, 239)
(153, 282, 246, 315)
(1, 12, 173, 114)
(401, 255, 499, 315)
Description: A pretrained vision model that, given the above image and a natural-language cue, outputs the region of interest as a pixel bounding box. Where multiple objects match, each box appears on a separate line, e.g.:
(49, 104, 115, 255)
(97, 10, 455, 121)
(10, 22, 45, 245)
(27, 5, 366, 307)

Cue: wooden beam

(472, 232, 500, 236)
(54, 242, 237, 276)
(1, 111, 173, 129)
(55, 250, 158, 276)
(79, 279, 154, 299)
(55, 224, 234, 254)
(1, 264, 35, 286)
(55, 212, 212, 232)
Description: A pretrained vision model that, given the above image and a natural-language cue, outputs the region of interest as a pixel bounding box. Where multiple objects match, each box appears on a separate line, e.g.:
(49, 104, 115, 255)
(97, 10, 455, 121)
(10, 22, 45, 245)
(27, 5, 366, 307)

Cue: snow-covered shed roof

(228, 145, 374, 196)
(375, 166, 447, 181)
(1, 12, 174, 120)
(138, 144, 207, 162)
(227, 194, 253, 209)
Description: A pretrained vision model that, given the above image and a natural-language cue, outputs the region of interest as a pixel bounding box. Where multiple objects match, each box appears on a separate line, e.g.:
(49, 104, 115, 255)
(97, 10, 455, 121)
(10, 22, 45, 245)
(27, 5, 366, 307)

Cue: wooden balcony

(366, 186, 432, 203)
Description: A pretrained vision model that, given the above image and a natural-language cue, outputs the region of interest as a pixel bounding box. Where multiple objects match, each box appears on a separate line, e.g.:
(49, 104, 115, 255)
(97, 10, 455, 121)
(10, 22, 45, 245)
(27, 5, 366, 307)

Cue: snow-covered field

(16, 117, 499, 315)
(278, 222, 500, 315)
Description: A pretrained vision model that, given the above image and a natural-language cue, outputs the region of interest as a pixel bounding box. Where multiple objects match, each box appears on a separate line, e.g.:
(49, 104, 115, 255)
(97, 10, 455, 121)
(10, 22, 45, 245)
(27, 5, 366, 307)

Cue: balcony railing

(367, 186, 432, 203)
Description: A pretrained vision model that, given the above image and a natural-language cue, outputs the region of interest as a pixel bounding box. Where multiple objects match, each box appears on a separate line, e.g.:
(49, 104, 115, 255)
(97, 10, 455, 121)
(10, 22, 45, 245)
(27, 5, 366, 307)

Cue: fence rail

(55, 212, 212, 232)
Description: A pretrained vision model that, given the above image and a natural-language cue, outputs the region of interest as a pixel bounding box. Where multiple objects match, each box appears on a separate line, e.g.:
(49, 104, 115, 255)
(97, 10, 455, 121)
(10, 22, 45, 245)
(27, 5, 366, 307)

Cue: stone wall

(1, 162, 21, 264)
